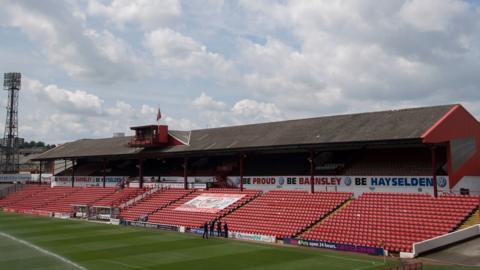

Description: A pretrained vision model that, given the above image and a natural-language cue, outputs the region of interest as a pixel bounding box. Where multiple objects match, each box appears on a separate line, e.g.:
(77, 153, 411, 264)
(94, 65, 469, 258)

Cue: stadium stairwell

(459, 207, 480, 229)
(118, 187, 151, 209)
(296, 198, 353, 238)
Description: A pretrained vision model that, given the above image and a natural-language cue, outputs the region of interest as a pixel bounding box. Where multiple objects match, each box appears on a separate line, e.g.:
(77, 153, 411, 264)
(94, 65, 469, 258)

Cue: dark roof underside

(35, 104, 455, 160)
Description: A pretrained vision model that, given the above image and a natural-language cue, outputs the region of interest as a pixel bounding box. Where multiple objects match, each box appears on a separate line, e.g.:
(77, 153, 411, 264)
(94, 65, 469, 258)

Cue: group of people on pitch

(202, 220, 228, 239)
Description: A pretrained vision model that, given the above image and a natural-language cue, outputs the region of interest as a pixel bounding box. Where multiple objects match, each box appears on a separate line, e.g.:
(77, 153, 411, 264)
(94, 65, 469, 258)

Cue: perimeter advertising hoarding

(229, 231, 276, 243)
(52, 176, 126, 187)
(0, 174, 32, 182)
(175, 193, 245, 214)
(284, 238, 384, 256)
(125, 221, 179, 232)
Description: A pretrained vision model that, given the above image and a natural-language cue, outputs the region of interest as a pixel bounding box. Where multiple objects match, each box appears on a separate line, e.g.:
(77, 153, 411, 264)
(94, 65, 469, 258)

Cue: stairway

(459, 208, 480, 229)
(296, 198, 353, 237)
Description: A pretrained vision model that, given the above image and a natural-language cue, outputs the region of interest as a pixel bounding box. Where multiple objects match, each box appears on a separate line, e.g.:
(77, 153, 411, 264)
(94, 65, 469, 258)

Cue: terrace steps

(459, 208, 480, 229)
(296, 198, 353, 237)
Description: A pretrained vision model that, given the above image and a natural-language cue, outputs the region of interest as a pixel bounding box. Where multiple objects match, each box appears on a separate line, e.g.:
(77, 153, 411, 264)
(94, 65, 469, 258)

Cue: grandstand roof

(35, 104, 456, 160)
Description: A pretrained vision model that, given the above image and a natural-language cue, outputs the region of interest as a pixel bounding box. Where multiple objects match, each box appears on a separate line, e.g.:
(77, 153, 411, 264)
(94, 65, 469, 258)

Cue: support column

(102, 159, 107, 188)
(71, 159, 75, 187)
(183, 157, 188, 190)
(309, 151, 315, 193)
(431, 146, 438, 198)
(138, 159, 144, 189)
(38, 161, 43, 185)
(239, 154, 245, 192)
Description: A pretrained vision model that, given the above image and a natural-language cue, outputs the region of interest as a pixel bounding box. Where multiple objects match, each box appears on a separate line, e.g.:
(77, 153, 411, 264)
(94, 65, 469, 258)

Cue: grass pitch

(0, 211, 472, 270)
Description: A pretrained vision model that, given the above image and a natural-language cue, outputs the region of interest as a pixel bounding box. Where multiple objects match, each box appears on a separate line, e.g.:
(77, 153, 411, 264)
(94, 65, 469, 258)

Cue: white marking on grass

(0, 231, 87, 270)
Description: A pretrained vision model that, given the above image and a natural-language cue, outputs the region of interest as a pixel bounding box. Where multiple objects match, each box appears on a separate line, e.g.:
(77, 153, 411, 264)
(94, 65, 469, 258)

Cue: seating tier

(121, 188, 193, 221)
(301, 193, 479, 253)
(147, 188, 261, 228)
(223, 190, 352, 238)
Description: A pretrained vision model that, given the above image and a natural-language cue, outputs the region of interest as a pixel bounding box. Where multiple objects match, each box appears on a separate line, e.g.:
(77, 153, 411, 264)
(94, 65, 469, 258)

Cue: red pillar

(431, 146, 438, 198)
(183, 157, 188, 190)
(310, 151, 315, 193)
(102, 159, 107, 188)
(239, 154, 244, 192)
(139, 159, 144, 189)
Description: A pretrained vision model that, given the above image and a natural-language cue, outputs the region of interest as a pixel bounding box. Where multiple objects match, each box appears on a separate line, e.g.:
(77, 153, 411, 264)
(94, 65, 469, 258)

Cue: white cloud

(164, 116, 199, 131)
(234, 0, 480, 117)
(140, 104, 157, 116)
(3, 0, 480, 144)
(192, 92, 226, 111)
(106, 101, 134, 116)
(87, 0, 181, 29)
(0, 0, 145, 83)
(42, 85, 104, 115)
(19, 77, 198, 143)
(144, 28, 233, 78)
(399, 0, 468, 32)
(190, 92, 284, 128)
(231, 99, 283, 122)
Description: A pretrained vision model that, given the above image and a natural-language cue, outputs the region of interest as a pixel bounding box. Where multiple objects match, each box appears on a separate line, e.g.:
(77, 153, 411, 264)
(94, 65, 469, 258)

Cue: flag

(156, 108, 162, 122)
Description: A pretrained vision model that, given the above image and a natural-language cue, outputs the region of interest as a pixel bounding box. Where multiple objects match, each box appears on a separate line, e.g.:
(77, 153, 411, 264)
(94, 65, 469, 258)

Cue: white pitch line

(0, 231, 87, 270)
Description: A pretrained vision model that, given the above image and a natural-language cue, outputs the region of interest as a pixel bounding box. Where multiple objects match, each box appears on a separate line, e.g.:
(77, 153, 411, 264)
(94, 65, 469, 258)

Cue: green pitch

(0, 211, 468, 270)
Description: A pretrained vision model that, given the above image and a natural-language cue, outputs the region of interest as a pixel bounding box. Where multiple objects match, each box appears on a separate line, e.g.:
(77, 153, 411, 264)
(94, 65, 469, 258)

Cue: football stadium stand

(222, 190, 352, 238)
(121, 188, 193, 221)
(301, 193, 479, 252)
(41, 187, 116, 214)
(94, 187, 148, 208)
(0, 184, 48, 207)
(147, 188, 261, 228)
(1, 104, 480, 258)
(4, 186, 79, 212)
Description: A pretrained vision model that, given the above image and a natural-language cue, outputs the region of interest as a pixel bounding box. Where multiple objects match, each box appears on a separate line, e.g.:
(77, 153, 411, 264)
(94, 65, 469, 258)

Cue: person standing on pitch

(202, 222, 209, 239)
(223, 222, 228, 238)
(217, 220, 222, 237)
(209, 220, 215, 237)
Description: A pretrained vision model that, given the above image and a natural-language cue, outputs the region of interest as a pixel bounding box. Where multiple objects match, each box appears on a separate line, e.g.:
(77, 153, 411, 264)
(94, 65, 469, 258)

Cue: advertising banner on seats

(175, 193, 245, 213)
(227, 175, 453, 196)
(284, 238, 384, 256)
(52, 176, 126, 187)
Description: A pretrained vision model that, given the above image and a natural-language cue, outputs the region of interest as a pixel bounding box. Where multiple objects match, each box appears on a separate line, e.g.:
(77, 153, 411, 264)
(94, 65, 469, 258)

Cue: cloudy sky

(1, 0, 480, 143)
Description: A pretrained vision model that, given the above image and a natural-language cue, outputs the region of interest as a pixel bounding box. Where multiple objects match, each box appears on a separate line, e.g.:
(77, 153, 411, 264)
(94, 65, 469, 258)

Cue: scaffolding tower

(1, 72, 21, 173)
